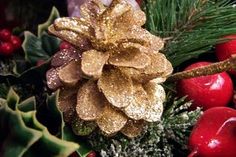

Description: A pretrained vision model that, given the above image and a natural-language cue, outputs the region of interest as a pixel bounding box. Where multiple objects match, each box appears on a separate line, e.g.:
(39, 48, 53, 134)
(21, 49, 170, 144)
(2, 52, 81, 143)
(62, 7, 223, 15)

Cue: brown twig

(167, 55, 236, 82)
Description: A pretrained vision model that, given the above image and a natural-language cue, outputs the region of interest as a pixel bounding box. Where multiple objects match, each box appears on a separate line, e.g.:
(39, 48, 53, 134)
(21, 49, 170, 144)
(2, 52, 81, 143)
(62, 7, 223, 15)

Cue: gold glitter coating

(46, 68, 62, 90)
(120, 52, 173, 83)
(143, 81, 165, 122)
(76, 80, 105, 121)
(48, 25, 91, 51)
(123, 83, 149, 120)
(58, 87, 78, 123)
(58, 60, 81, 86)
(58, 87, 78, 112)
(96, 104, 128, 135)
(80, 0, 106, 23)
(109, 43, 151, 69)
(98, 68, 133, 108)
(81, 50, 109, 79)
(121, 119, 145, 138)
(51, 48, 81, 67)
(47, 0, 173, 137)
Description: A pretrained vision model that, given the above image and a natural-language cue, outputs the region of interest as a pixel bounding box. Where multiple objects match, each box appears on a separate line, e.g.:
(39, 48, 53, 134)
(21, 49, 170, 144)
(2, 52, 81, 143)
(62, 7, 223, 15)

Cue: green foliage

(23, 7, 60, 65)
(0, 89, 82, 157)
(88, 96, 202, 157)
(144, 0, 236, 67)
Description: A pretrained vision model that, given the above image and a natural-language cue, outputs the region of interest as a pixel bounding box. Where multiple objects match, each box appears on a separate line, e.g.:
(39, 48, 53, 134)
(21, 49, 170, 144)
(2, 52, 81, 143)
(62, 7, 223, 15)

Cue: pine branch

(143, 0, 236, 67)
(87, 96, 202, 157)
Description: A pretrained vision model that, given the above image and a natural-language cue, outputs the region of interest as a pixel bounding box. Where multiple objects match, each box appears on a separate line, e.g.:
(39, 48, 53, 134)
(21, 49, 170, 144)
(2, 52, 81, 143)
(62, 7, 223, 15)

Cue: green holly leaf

(22, 7, 60, 65)
(22, 32, 60, 65)
(0, 104, 42, 157)
(47, 91, 92, 157)
(63, 126, 92, 157)
(0, 89, 80, 157)
(37, 7, 60, 37)
(6, 88, 20, 110)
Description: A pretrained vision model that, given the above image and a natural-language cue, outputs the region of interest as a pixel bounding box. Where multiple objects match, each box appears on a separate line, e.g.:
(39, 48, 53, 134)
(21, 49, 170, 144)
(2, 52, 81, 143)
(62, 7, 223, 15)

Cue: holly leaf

(37, 7, 60, 37)
(22, 7, 60, 65)
(46, 91, 92, 157)
(0, 89, 80, 157)
(62, 126, 92, 157)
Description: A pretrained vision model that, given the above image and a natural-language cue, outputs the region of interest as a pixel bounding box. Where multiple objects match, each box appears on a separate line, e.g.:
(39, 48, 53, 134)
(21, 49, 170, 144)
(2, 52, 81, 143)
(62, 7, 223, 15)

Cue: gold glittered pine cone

(46, 0, 173, 138)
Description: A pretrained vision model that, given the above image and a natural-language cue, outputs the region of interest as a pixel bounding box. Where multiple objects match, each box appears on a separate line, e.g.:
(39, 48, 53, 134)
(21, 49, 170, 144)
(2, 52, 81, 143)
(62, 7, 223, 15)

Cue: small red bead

(177, 62, 233, 111)
(0, 42, 14, 56)
(215, 34, 236, 76)
(86, 151, 96, 157)
(59, 41, 72, 50)
(0, 29, 12, 41)
(10, 35, 22, 50)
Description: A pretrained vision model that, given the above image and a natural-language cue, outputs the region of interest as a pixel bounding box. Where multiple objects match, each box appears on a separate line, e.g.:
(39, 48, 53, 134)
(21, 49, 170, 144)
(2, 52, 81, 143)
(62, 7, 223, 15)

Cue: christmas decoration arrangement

(1, 0, 236, 157)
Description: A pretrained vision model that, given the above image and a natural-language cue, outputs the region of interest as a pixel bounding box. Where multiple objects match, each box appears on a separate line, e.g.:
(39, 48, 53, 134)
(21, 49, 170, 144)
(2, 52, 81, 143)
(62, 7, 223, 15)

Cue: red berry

(69, 152, 79, 157)
(0, 42, 14, 56)
(0, 29, 11, 41)
(86, 151, 96, 157)
(59, 41, 72, 50)
(188, 107, 236, 157)
(215, 34, 236, 76)
(10, 35, 22, 50)
(177, 62, 233, 111)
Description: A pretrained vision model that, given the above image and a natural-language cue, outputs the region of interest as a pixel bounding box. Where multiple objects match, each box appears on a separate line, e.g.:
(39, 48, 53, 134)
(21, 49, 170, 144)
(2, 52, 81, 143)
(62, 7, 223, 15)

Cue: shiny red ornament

(215, 34, 236, 76)
(10, 35, 22, 50)
(0, 29, 11, 41)
(188, 107, 236, 157)
(0, 42, 14, 56)
(177, 62, 233, 111)
(59, 41, 72, 50)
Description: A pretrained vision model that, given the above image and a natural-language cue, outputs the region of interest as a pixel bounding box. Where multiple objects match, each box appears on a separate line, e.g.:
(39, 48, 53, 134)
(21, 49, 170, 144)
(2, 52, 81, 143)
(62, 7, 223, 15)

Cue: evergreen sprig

(88, 96, 202, 157)
(144, 0, 236, 67)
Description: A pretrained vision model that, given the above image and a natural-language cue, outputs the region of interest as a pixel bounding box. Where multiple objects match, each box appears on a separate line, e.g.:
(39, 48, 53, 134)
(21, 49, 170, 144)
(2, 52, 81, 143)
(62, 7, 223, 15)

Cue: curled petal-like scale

(58, 60, 81, 86)
(53, 17, 93, 39)
(80, 0, 106, 22)
(123, 83, 149, 120)
(51, 48, 81, 67)
(48, 25, 91, 51)
(100, 0, 131, 22)
(58, 87, 78, 123)
(81, 50, 109, 79)
(108, 46, 151, 69)
(143, 81, 165, 122)
(115, 9, 146, 28)
(98, 68, 133, 108)
(58, 87, 78, 112)
(96, 104, 128, 135)
(121, 119, 145, 138)
(76, 80, 105, 121)
(120, 52, 173, 83)
(46, 68, 62, 90)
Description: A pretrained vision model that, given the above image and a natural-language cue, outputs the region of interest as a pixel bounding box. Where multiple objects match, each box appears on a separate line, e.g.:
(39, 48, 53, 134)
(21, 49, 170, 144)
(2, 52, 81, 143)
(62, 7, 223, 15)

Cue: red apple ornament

(215, 34, 236, 76)
(177, 62, 233, 111)
(188, 107, 236, 157)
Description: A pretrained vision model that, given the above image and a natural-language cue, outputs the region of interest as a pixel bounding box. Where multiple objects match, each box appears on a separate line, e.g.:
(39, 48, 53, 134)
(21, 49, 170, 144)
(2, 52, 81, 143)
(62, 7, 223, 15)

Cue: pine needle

(144, 0, 236, 67)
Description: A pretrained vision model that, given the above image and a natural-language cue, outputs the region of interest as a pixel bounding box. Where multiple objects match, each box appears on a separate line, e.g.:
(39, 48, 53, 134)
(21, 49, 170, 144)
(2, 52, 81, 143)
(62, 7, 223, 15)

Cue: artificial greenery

(144, 0, 236, 67)
(88, 96, 201, 157)
(1, 0, 236, 156)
